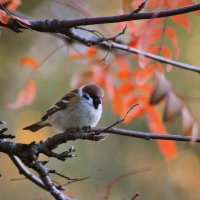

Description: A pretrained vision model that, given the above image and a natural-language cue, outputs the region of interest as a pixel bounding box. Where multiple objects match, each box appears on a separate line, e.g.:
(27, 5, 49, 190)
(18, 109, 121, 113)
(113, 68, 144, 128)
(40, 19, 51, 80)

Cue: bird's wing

(41, 89, 79, 120)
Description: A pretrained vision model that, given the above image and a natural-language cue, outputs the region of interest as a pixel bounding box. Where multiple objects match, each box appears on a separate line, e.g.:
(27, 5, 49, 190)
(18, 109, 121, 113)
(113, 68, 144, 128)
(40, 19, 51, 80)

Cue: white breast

(47, 98, 102, 132)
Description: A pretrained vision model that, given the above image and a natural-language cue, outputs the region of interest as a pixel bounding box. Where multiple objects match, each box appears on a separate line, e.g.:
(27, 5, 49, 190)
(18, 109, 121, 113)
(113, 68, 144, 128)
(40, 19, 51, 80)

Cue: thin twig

(95, 167, 150, 200)
(130, 193, 140, 200)
(9, 155, 46, 190)
(132, 0, 149, 13)
(94, 104, 139, 135)
(49, 170, 90, 182)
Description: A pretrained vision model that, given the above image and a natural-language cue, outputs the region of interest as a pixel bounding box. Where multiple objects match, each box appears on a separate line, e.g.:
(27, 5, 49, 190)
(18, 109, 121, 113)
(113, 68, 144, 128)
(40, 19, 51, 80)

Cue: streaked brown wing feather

(41, 89, 79, 120)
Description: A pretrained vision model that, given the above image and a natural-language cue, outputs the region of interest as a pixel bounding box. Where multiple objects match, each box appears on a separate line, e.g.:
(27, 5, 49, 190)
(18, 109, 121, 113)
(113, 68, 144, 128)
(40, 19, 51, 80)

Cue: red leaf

(7, 79, 36, 109)
(156, 140, 178, 162)
(68, 47, 97, 59)
(5, 0, 21, 10)
(20, 57, 39, 69)
(0, 9, 30, 25)
(161, 46, 172, 59)
(165, 27, 179, 58)
(116, 70, 131, 79)
(133, 64, 155, 85)
(86, 47, 97, 57)
(117, 81, 134, 94)
(115, 55, 130, 71)
(25, 80, 36, 105)
(166, 64, 173, 72)
(147, 106, 177, 162)
(0, 10, 11, 24)
(6, 90, 26, 110)
(171, 14, 191, 32)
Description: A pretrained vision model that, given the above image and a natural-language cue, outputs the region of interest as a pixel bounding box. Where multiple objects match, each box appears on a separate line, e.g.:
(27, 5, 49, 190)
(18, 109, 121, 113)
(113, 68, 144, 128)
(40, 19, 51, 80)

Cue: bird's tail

(23, 121, 49, 132)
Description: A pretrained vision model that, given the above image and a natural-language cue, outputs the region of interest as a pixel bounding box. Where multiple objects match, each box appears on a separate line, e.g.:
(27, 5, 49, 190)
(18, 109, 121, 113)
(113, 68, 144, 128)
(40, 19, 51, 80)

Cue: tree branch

(9, 155, 46, 190)
(95, 127, 200, 142)
(106, 41, 200, 73)
(1, 3, 200, 31)
(1, 125, 199, 199)
(1, 5, 200, 72)
(65, 28, 200, 73)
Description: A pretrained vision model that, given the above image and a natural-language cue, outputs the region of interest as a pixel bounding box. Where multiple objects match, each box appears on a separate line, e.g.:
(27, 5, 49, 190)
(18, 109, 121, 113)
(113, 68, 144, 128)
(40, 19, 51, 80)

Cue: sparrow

(23, 84, 104, 132)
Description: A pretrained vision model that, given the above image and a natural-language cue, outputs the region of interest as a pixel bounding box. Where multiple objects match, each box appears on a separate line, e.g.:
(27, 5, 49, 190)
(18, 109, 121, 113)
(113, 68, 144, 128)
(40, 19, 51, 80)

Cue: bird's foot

(82, 126, 91, 133)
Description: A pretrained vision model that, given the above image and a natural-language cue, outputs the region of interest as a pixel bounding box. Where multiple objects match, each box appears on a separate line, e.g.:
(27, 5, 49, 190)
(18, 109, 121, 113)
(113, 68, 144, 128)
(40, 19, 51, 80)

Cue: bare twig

(132, 0, 149, 13)
(94, 104, 139, 135)
(129, 193, 140, 200)
(49, 169, 90, 183)
(95, 167, 150, 200)
(9, 155, 46, 190)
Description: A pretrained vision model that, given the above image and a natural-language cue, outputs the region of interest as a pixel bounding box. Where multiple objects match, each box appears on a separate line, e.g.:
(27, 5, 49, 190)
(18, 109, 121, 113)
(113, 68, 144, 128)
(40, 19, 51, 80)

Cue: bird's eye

(83, 93, 90, 100)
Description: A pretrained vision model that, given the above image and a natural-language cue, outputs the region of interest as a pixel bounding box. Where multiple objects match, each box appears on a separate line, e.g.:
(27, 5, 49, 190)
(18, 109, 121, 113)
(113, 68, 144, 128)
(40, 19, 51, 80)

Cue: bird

(23, 84, 104, 132)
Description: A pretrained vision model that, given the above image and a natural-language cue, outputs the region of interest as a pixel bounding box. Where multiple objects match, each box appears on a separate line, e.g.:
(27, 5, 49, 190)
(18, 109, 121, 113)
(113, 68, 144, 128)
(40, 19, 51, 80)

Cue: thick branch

(1, 4, 200, 31)
(1, 126, 200, 200)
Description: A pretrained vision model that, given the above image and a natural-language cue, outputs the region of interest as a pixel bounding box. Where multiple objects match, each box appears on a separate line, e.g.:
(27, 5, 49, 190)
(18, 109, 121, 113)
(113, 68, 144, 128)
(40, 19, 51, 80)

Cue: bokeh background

(1, 0, 200, 199)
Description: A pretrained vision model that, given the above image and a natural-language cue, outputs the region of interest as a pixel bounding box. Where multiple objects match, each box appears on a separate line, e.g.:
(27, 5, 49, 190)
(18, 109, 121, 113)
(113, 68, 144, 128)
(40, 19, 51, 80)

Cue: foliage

(1, 0, 200, 200)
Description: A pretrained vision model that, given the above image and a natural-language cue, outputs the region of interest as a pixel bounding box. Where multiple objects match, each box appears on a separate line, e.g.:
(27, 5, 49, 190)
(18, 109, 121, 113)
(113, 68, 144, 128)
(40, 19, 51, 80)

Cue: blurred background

(1, 0, 200, 200)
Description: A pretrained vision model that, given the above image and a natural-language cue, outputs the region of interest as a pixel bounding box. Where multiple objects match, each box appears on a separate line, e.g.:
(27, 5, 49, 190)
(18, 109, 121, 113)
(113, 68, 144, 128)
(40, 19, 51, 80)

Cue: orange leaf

(116, 70, 131, 79)
(0, 8, 30, 26)
(68, 52, 82, 59)
(133, 64, 155, 85)
(0, 10, 11, 24)
(7, 79, 36, 110)
(112, 93, 125, 116)
(165, 27, 179, 58)
(86, 47, 97, 57)
(161, 46, 172, 59)
(147, 106, 177, 162)
(117, 81, 134, 94)
(156, 140, 177, 162)
(25, 80, 36, 105)
(6, 90, 26, 110)
(20, 57, 39, 69)
(171, 14, 191, 32)
(5, 0, 21, 10)
(115, 55, 130, 71)
(104, 75, 116, 100)
(166, 64, 173, 72)
(68, 47, 97, 59)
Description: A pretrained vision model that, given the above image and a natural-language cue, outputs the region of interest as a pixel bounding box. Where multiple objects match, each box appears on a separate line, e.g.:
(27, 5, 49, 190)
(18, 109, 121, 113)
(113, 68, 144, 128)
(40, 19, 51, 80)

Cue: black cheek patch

(93, 98, 101, 109)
